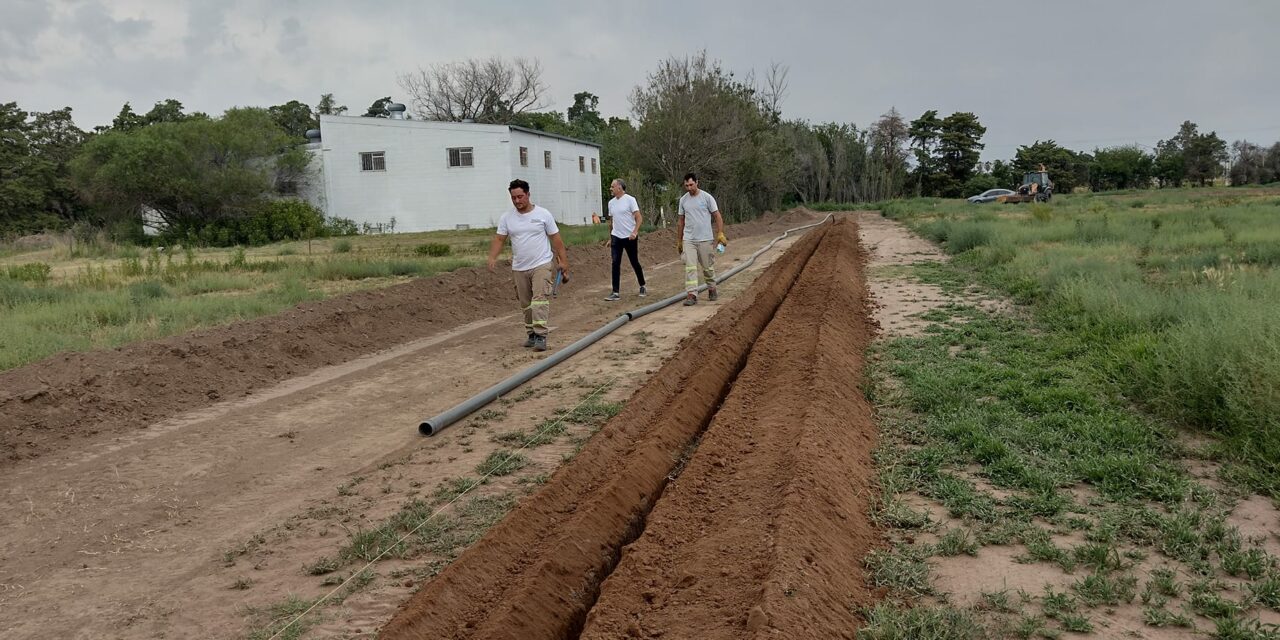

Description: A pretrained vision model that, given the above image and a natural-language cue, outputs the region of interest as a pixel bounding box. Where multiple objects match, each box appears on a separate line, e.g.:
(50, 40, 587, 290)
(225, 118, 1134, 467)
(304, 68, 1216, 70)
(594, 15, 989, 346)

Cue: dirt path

(380, 218, 880, 639)
(0, 215, 818, 639)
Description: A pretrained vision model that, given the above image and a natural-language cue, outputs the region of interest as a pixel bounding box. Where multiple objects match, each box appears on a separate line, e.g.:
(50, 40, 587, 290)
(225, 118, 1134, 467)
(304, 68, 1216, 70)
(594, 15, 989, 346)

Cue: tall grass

(0, 220, 613, 372)
(882, 188, 1280, 495)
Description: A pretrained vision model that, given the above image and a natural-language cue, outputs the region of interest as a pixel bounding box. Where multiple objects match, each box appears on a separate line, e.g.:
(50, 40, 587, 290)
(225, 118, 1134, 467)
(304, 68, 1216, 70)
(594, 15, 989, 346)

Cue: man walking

(488, 179, 570, 352)
(604, 178, 647, 301)
(676, 173, 728, 306)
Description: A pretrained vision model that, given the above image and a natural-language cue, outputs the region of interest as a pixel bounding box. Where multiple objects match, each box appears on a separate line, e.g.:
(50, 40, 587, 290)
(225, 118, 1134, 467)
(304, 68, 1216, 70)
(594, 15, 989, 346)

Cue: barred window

(544, 150, 552, 169)
(360, 151, 386, 171)
(448, 147, 474, 168)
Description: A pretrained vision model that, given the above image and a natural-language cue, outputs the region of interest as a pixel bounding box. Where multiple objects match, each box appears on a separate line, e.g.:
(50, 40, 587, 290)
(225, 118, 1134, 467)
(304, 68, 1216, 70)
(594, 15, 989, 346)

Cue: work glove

(716, 232, 728, 246)
(676, 239, 684, 254)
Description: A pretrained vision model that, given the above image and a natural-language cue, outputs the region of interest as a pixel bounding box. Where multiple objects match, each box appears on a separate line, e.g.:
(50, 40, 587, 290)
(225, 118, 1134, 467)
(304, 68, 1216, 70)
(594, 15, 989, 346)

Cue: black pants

(610, 236, 645, 293)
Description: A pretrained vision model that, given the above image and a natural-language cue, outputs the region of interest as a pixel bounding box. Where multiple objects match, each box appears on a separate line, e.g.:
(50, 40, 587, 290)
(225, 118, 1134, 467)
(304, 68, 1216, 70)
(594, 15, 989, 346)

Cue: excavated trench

(381, 218, 879, 639)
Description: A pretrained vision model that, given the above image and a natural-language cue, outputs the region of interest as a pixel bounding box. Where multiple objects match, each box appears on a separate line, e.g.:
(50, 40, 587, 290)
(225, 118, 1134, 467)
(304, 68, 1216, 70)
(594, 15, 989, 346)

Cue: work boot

(523, 332, 536, 348)
(603, 292, 621, 301)
(638, 285, 647, 298)
(533, 334, 548, 352)
(682, 294, 697, 306)
(707, 286, 719, 301)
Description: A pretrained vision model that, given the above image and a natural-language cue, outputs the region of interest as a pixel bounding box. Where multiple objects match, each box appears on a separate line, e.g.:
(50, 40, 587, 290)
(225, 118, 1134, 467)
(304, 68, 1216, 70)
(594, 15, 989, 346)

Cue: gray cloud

(2, 0, 1278, 162)
(0, 0, 54, 60)
(72, 2, 153, 58)
(277, 16, 306, 57)
(183, 0, 230, 58)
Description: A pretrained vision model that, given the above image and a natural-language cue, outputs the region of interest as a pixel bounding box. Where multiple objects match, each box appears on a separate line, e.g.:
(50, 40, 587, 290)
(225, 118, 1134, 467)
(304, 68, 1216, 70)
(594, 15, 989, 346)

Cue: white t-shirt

(608, 194, 640, 239)
(497, 206, 559, 271)
(678, 190, 718, 242)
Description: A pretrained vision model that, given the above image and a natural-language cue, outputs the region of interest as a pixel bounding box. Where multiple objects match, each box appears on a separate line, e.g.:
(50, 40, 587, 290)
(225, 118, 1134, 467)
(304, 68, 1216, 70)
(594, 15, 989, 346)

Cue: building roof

(316, 114, 601, 149)
(508, 125, 601, 148)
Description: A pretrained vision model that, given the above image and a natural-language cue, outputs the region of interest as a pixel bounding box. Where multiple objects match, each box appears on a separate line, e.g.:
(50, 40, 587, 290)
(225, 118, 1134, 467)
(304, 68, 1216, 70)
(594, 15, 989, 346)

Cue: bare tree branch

(397, 56, 548, 123)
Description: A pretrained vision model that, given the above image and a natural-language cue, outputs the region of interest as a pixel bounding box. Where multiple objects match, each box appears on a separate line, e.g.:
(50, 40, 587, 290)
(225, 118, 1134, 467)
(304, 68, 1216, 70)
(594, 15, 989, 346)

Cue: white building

(299, 112, 603, 232)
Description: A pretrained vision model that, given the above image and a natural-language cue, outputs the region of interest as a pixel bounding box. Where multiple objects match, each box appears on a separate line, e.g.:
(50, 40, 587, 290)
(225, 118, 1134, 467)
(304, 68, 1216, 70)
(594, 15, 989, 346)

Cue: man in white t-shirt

(603, 178, 647, 301)
(676, 172, 728, 306)
(487, 179, 570, 352)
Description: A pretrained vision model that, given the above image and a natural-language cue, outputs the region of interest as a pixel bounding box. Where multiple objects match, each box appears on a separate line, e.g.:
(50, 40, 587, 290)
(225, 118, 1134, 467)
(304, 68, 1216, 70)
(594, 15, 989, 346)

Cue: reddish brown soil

(580, 219, 878, 639)
(379, 219, 827, 640)
(380, 219, 880, 639)
(0, 214, 794, 465)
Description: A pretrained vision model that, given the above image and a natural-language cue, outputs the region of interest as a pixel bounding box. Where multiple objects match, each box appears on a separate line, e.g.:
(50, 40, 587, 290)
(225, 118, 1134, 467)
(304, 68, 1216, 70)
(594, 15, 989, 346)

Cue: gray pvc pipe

(418, 214, 834, 436)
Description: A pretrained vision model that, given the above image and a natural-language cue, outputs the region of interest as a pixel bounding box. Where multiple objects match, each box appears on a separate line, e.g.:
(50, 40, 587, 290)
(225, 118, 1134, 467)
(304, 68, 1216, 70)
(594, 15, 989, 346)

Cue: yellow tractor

(997, 165, 1053, 203)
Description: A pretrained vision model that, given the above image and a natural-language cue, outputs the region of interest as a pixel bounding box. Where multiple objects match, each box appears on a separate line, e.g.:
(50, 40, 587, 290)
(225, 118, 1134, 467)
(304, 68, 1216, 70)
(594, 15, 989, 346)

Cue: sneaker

(707, 287, 719, 301)
(532, 334, 548, 352)
(638, 285, 647, 298)
(682, 294, 697, 306)
(523, 332, 536, 348)
(603, 292, 621, 302)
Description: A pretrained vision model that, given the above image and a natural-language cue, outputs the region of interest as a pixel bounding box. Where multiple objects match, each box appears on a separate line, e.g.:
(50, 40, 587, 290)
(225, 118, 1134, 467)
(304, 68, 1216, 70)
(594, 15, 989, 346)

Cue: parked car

(967, 188, 1014, 204)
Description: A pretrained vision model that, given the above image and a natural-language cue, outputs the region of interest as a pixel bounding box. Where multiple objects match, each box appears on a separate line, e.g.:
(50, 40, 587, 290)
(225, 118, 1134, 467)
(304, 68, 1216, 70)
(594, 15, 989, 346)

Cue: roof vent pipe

(387, 103, 407, 120)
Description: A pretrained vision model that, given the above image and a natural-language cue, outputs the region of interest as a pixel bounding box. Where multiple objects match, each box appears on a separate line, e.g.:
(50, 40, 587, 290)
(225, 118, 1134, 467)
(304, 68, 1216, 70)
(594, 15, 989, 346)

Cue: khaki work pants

(682, 240, 716, 294)
(514, 261, 554, 336)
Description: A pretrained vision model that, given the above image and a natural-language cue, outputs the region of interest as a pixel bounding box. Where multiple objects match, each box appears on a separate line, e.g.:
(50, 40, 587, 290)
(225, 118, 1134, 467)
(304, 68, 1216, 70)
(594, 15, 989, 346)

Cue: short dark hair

(683, 173, 698, 183)
(508, 179, 530, 194)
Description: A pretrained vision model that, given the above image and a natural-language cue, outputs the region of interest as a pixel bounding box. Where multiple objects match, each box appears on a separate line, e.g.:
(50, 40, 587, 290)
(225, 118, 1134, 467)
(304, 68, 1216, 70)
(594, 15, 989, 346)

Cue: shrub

(945, 224, 993, 254)
(325, 216, 359, 236)
(332, 239, 353, 254)
(415, 243, 452, 257)
(169, 200, 327, 247)
(5, 262, 52, 282)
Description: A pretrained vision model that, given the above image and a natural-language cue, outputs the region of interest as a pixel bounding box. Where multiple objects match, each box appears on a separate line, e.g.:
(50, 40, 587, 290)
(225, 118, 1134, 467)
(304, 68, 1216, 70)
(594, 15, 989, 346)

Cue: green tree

(630, 52, 788, 217)
(0, 103, 87, 234)
(143, 99, 189, 125)
(1012, 139, 1085, 192)
(71, 107, 303, 240)
(566, 91, 605, 138)
(990, 159, 1019, 189)
(508, 110, 571, 134)
(1184, 128, 1228, 186)
(908, 109, 942, 196)
(1154, 137, 1185, 187)
(363, 97, 393, 118)
(1154, 121, 1228, 187)
(316, 93, 348, 116)
(269, 100, 319, 139)
(935, 112, 986, 197)
(1091, 145, 1154, 190)
(109, 103, 146, 133)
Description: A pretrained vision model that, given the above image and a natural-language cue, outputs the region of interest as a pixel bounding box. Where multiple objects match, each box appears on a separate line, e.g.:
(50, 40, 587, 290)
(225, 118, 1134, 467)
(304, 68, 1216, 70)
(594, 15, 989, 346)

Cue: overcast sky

(4, 0, 1279, 160)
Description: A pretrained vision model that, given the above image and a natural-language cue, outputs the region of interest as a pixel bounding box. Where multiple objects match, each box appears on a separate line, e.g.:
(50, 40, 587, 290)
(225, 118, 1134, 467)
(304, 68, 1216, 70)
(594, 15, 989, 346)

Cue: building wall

(507, 129, 602, 225)
(304, 116, 603, 232)
(309, 116, 512, 232)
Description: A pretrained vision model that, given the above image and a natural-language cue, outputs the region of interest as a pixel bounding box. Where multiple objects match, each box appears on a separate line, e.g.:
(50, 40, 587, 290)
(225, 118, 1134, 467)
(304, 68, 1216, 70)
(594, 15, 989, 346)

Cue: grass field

(876, 186, 1280, 497)
(0, 223, 615, 373)
(861, 188, 1280, 638)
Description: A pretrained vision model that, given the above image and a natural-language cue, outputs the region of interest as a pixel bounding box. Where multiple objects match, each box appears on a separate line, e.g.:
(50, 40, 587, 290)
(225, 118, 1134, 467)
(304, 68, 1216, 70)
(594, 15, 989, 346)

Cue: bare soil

(0, 212, 831, 639)
(380, 218, 880, 639)
(0, 215, 789, 465)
